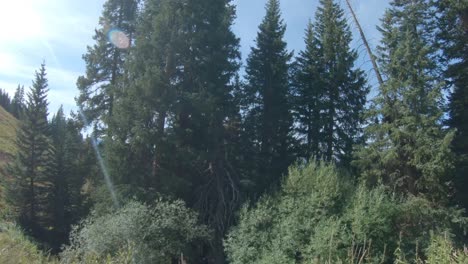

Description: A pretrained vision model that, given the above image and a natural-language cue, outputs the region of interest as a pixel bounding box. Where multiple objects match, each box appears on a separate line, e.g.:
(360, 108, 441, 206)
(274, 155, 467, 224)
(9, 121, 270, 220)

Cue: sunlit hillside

(0, 105, 17, 164)
(0, 105, 17, 211)
(0, 222, 57, 264)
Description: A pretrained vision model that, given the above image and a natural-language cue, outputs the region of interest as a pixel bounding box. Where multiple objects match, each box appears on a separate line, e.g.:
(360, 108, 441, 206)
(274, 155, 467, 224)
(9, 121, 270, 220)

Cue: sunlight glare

(0, 0, 44, 41)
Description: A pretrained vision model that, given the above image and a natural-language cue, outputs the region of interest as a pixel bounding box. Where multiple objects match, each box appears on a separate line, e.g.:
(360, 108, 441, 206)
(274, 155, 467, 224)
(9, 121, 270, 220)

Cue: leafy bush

(425, 233, 468, 264)
(61, 199, 211, 264)
(225, 161, 350, 263)
(225, 160, 467, 263)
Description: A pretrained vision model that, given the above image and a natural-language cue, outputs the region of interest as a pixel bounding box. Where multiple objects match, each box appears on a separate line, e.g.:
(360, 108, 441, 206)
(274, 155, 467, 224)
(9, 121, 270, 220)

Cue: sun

(0, 0, 44, 42)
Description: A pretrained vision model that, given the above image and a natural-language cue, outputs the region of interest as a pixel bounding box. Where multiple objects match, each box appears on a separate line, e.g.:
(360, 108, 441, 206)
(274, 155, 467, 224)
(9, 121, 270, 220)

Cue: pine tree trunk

(29, 144, 36, 225)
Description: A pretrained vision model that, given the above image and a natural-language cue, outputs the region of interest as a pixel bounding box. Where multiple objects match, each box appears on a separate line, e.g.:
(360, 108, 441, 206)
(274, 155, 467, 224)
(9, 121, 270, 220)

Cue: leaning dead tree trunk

(345, 0, 396, 129)
(345, 0, 384, 87)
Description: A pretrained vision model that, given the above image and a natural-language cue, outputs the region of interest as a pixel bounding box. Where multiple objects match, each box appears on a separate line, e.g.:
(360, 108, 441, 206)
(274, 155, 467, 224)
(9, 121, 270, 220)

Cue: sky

(0, 0, 390, 116)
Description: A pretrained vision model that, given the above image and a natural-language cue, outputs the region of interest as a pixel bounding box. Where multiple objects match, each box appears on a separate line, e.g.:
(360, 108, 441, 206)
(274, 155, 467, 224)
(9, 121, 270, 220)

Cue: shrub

(425, 233, 468, 264)
(225, 160, 468, 263)
(61, 199, 211, 264)
(225, 161, 351, 263)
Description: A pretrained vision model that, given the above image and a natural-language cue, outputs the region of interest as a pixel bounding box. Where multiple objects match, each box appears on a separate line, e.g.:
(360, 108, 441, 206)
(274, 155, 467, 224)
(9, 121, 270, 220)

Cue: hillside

(0, 106, 18, 211)
(0, 109, 56, 263)
(0, 105, 17, 164)
(0, 222, 57, 264)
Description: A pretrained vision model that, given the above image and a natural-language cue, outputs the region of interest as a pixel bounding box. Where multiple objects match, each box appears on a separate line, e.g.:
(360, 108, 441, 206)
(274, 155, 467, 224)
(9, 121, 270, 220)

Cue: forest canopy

(0, 0, 467, 263)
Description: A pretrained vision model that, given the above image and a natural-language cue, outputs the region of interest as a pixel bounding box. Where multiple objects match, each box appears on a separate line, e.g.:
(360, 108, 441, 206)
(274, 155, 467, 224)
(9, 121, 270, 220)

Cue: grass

(0, 106, 18, 211)
(0, 106, 18, 215)
(0, 222, 57, 264)
(0, 106, 18, 163)
(0, 110, 61, 263)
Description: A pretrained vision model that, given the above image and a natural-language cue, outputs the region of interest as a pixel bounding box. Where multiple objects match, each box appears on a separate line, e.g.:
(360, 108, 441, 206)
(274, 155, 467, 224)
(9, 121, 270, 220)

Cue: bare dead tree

(345, 0, 384, 87)
(344, 0, 398, 128)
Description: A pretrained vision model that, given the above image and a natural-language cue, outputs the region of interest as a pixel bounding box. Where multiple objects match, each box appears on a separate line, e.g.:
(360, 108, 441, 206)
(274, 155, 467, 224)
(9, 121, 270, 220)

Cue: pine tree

(437, 0, 468, 208)
(47, 107, 86, 250)
(76, 0, 139, 136)
(293, 0, 368, 164)
(354, 0, 454, 202)
(173, 1, 242, 261)
(106, 0, 177, 190)
(11, 85, 25, 119)
(292, 22, 323, 160)
(5, 63, 53, 238)
(242, 0, 293, 193)
(0, 89, 12, 113)
(107, 0, 242, 261)
(49, 108, 68, 248)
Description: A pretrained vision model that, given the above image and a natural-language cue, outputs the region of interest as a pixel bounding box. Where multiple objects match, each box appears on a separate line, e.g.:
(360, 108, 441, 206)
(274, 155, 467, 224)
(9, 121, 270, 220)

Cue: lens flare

(107, 28, 130, 49)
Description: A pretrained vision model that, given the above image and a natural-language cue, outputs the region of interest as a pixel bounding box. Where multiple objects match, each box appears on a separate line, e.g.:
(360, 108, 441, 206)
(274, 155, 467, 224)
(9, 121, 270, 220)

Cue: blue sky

(0, 0, 389, 116)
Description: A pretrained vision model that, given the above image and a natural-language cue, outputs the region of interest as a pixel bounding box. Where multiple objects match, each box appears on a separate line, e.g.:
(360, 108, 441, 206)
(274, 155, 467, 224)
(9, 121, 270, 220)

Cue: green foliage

(106, 0, 243, 261)
(293, 0, 368, 164)
(76, 0, 139, 136)
(425, 233, 468, 264)
(225, 161, 467, 264)
(241, 0, 294, 193)
(0, 222, 57, 264)
(225, 161, 348, 263)
(354, 0, 455, 202)
(0, 105, 16, 215)
(46, 107, 87, 250)
(11, 85, 26, 119)
(61, 199, 211, 264)
(4, 63, 54, 241)
(437, 0, 468, 210)
(0, 105, 18, 162)
(1, 85, 27, 119)
(0, 89, 12, 115)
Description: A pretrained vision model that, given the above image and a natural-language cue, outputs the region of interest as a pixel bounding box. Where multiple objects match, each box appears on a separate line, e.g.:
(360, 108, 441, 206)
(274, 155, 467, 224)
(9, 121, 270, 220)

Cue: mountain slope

(0, 106, 17, 211)
(0, 106, 17, 165)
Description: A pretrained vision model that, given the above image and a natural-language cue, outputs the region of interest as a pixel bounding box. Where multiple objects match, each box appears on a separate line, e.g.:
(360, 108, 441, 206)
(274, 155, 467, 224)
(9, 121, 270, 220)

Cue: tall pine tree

(355, 0, 454, 202)
(293, 0, 367, 164)
(108, 0, 242, 261)
(172, 1, 242, 260)
(437, 0, 468, 209)
(242, 0, 293, 193)
(5, 63, 53, 239)
(76, 0, 139, 136)
(106, 0, 178, 192)
(292, 22, 323, 160)
(47, 107, 87, 250)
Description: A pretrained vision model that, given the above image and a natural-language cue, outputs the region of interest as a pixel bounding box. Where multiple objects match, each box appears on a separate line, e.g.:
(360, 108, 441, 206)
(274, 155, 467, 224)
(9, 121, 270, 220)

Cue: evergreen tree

(106, 0, 177, 191)
(437, 0, 468, 209)
(108, 0, 242, 261)
(11, 85, 26, 119)
(173, 1, 242, 260)
(47, 107, 86, 250)
(354, 0, 454, 202)
(293, 0, 367, 164)
(292, 22, 323, 160)
(5, 63, 53, 239)
(76, 0, 139, 136)
(0, 89, 12, 113)
(242, 0, 293, 193)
